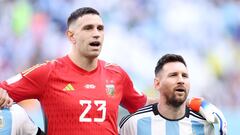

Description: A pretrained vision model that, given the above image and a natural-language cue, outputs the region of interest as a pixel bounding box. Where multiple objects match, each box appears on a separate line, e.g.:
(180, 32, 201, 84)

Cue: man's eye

(183, 74, 189, 78)
(169, 74, 176, 77)
(83, 25, 93, 30)
(98, 26, 104, 31)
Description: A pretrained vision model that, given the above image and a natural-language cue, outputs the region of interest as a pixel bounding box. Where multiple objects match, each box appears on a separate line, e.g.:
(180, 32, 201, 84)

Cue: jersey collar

(64, 55, 100, 75)
(152, 103, 190, 121)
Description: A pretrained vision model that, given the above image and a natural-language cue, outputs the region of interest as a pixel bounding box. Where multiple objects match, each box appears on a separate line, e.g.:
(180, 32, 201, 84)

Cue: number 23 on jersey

(79, 100, 106, 122)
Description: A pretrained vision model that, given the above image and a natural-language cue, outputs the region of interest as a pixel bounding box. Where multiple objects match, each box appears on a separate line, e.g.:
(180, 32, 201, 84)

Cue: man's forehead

(162, 62, 188, 73)
(77, 14, 103, 25)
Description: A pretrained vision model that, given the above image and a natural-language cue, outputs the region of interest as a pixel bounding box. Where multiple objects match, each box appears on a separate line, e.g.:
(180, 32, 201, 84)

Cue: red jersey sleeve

(0, 62, 52, 102)
(120, 71, 147, 113)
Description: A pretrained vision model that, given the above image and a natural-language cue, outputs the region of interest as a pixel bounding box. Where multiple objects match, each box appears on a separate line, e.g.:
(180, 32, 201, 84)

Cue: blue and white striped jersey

(119, 103, 215, 135)
(0, 104, 39, 135)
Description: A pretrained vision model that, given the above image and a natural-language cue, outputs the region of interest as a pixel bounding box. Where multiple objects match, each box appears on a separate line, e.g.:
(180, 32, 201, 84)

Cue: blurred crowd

(0, 0, 240, 109)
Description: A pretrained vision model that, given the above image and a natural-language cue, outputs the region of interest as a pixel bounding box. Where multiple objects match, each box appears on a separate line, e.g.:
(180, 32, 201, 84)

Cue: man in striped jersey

(0, 104, 45, 135)
(120, 54, 217, 135)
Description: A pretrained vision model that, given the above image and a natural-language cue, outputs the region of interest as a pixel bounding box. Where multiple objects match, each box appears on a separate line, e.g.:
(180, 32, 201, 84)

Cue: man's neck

(158, 101, 186, 120)
(68, 52, 98, 72)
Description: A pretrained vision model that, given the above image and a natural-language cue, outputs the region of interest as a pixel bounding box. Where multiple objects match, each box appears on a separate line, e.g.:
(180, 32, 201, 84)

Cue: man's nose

(177, 76, 184, 84)
(92, 29, 100, 39)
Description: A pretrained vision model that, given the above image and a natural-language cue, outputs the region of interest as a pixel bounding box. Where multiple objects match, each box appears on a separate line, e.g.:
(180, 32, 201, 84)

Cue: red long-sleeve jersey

(0, 55, 146, 135)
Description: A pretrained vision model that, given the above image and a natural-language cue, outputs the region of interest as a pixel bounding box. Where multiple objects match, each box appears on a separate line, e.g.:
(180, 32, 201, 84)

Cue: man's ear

(66, 30, 76, 44)
(154, 77, 160, 90)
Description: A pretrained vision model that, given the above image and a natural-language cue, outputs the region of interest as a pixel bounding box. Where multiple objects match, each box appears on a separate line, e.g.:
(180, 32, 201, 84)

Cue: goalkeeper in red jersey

(0, 7, 148, 135)
(0, 7, 226, 135)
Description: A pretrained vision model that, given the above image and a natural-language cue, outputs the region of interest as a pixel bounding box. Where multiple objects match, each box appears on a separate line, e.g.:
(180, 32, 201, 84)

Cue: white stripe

(151, 115, 166, 134)
(6, 74, 22, 85)
(179, 118, 192, 135)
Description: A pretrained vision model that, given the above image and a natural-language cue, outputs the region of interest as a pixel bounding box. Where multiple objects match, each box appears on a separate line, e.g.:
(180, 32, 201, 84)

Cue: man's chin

(87, 53, 100, 59)
(169, 97, 187, 107)
(172, 101, 184, 107)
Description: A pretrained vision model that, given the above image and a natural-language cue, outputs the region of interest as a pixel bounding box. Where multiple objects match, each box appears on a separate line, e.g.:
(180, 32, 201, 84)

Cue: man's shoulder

(187, 107, 208, 122)
(39, 56, 67, 70)
(48, 56, 66, 66)
(99, 60, 125, 73)
(99, 60, 120, 68)
(119, 104, 154, 128)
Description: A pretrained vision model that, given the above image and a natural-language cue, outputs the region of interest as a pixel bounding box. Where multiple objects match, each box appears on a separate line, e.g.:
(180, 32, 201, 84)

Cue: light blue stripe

(166, 121, 179, 135)
(191, 120, 204, 135)
(0, 108, 12, 135)
(137, 117, 151, 135)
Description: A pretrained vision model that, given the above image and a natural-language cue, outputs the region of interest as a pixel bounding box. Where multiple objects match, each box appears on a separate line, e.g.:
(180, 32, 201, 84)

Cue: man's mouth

(175, 89, 185, 92)
(89, 41, 100, 47)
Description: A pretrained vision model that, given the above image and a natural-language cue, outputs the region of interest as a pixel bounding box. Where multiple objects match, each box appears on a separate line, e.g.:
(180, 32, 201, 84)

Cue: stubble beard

(166, 93, 187, 108)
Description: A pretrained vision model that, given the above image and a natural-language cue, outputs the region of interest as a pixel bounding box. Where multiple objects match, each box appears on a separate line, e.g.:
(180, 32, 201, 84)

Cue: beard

(166, 93, 187, 107)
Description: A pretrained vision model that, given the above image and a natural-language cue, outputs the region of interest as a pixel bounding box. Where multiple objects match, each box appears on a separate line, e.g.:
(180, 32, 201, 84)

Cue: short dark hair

(155, 54, 187, 76)
(67, 7, 100, 28)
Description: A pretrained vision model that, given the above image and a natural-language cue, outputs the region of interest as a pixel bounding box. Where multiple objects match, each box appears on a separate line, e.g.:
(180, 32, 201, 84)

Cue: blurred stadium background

(0, 0, 239, 134)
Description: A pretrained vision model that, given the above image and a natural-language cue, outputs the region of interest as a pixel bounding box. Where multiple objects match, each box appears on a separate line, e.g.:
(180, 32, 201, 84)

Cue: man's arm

(0, 62, 52, 108)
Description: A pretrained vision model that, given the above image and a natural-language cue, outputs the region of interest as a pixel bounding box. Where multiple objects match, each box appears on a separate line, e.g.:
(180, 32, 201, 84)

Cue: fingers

(7, 97, 14, 108)
(190, 97, 228, 135)
(0, 88, 7, 106)
(198, 101, 217, 123)
(0, 88, 13, 108)
(188, 97, 216, 123)
(199, 107, 215, 123)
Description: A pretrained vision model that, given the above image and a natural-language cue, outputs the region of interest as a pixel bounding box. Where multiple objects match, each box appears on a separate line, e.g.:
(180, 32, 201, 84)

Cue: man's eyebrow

(83, 24, 93, 27)
(82, 24, 94, 29)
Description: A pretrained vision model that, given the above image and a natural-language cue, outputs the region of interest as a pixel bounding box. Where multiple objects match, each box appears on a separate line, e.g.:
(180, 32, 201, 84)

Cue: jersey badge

(63, 83, 75, 91)
(105, 84, 115, 96)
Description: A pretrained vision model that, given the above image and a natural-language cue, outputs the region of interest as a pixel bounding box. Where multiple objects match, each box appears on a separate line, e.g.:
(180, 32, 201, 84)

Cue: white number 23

(79, 100, 106, 122)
